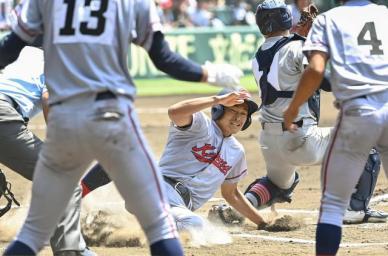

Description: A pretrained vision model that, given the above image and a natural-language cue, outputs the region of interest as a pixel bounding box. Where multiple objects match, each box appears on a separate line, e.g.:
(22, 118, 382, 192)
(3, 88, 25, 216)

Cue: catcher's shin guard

(349, 148, 381, 211)
(244, 172, 300, 210)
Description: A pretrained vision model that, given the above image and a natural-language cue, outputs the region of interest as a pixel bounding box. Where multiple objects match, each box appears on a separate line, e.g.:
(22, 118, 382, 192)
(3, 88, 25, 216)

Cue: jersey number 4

(60, 0, 108, 36)
(357, 22, 384, 55)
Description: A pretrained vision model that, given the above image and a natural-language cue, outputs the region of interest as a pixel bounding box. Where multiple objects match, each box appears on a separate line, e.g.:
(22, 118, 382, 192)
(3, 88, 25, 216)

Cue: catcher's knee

(244, 172, 300, 210)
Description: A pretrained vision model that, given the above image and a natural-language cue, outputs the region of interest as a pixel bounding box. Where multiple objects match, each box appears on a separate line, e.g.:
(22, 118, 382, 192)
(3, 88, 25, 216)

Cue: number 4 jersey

(303, 0, 388, 102)
(12, 0, 162, 104)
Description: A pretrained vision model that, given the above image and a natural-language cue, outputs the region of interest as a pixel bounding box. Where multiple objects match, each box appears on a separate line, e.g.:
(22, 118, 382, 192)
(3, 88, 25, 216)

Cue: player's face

(217, 103, 248, 137)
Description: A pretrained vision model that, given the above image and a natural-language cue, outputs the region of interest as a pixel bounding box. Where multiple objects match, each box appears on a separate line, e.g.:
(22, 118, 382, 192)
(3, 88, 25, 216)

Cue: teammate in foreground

(82, 89, 266, 231)
(283, 0, 388, 254)
(0, 47, 93, 256)
(0, 0, 242, 255)
(245, 0, 386, 224)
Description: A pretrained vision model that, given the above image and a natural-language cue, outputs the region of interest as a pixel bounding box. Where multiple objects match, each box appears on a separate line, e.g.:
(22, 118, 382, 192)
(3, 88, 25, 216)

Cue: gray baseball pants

(0, 100, 86, 254)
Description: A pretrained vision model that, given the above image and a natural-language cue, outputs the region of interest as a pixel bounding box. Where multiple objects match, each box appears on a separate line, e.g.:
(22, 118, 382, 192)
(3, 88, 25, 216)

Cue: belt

(261, 119, 304, 131)
(50, 91, 117, 107)
(95, 91, 117, 101)
(0, 93, 18, 109)
(164, 176, 193, 210)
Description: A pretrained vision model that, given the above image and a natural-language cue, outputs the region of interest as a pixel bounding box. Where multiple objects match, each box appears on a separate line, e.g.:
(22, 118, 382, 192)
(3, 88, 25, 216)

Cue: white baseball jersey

(303, 0, 388, 102)
(12, 0, 162, 104)
(252, 36, 315, 123)
(1, 47, 46, 119)
(160, 112, 248, 211)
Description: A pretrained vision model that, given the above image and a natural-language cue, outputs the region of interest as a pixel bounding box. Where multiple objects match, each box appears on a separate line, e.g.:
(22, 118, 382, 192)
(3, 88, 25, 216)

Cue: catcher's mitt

(208, 204, 245, 226)
(0, 169, 20, 217)
(294, 4, 319, 37)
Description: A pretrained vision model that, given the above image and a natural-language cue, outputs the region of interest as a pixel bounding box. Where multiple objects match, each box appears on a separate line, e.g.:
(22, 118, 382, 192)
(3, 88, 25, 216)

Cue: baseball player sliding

(81, 88, 266, 231)
(283, 0, 388, 255)
(0, 0, 243, 255)
(244, 0, 387, 224)
(0, 47, 93, 256)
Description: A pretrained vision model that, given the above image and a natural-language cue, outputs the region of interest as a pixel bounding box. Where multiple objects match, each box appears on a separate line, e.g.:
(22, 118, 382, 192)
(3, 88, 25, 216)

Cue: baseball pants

(0, 100, 86, 254)
(164, 180, 205, 231)
(319, 91, 388, 227)
(15, 93, 178, 253)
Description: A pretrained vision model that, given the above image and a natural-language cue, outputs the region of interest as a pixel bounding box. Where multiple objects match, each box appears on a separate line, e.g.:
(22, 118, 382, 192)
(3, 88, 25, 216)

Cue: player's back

(14, 0, 158, 104)
(320, 1, 388, 101)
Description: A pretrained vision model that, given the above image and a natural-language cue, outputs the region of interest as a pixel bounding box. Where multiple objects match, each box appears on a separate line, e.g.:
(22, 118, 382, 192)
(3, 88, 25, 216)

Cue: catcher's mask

(211, 89, 259, 131)
(255, 0, 292, 35)
(0, 169, 20, 218)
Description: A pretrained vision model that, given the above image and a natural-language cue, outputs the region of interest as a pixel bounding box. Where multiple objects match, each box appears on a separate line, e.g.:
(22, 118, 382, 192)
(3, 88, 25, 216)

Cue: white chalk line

(4, 193, 388, 212)
(232, 233, 388, 248)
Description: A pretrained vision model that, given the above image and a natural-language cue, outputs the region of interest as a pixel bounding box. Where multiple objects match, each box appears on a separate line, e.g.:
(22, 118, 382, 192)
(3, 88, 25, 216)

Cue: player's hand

(283, 106, 299, 132)
(216, 90, 250, 107)
(203, 61, 243, 89)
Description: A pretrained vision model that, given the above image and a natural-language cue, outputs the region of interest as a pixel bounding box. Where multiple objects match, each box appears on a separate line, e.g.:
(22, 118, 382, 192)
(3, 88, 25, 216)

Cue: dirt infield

(1, 93, 387, 255)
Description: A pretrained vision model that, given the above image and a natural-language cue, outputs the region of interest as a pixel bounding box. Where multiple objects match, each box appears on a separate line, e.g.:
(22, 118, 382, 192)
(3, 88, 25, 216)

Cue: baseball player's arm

(148, 31, 242, 88)
(168, 91, 249, 127)
(221, 182, 266, 225)
(284, 50, 328, 131)
(41, 91, 49, 123)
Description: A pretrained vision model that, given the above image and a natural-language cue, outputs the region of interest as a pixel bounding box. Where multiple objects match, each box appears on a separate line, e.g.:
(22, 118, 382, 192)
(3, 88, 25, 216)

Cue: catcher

(245, 0, 387, 224)
(81, 89, 265, 230)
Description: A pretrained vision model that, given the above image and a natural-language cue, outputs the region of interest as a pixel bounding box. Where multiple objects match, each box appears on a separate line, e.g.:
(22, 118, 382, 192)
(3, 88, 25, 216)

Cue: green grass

(135, 75, 258, 96)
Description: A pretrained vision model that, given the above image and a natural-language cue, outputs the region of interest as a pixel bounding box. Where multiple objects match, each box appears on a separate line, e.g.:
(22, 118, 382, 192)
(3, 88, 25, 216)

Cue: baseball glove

(294, 4, 319, 37)
(0, 169, 20, 217)
(208, 203, 245, 225)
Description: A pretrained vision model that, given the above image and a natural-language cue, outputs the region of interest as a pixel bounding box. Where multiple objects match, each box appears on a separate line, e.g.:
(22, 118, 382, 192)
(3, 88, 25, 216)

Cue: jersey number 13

(54, 0, 115, 44)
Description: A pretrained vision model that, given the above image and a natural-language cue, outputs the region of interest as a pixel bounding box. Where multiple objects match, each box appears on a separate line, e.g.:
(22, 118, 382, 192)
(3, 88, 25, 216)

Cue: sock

(81, 164, 112, 197)
(316, 223, 342, 256)
(3, 240, 35, 255)
(150, 238, 184, 256)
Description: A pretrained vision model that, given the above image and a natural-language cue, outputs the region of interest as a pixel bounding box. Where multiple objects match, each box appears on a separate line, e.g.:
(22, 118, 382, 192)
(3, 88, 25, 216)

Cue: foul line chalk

(233, 233, 388, 248)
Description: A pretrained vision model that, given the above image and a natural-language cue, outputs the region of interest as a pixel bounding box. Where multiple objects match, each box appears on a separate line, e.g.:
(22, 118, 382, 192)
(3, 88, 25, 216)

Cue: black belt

(261, 119, 304, 131)
(163, 176, 192, 210)
(95, 91, 117, 101)
(50, 91, 117, 107)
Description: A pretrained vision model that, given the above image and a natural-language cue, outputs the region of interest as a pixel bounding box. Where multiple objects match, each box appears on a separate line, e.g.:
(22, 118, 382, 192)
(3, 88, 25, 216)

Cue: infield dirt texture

(1, 93, 387, 255)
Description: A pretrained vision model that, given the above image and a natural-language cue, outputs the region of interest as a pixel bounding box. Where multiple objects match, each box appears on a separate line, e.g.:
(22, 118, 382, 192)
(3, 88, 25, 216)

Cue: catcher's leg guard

(244, 172, 300, 210)
(349, 148, 380, 211)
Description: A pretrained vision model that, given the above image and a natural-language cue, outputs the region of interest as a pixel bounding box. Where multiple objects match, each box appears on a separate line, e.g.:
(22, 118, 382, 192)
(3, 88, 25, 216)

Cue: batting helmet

(255, 0, 292, 35)
(211, 89, 259, 131)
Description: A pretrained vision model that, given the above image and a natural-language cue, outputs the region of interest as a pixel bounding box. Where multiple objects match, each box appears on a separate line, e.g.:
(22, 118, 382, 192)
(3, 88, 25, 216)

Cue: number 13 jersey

(303, 0, 388, 102)
(12, 0, 161, 104)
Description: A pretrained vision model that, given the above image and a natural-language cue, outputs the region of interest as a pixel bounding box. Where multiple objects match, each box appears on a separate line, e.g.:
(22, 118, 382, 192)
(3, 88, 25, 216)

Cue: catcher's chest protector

(255, 34, 305, 108)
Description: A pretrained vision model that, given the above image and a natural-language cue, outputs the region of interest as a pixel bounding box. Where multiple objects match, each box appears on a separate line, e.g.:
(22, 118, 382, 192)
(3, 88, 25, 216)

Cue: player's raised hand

(283, 106, 299, 132)
(216, 90, 250, 107)
(203, 61, 243, 89)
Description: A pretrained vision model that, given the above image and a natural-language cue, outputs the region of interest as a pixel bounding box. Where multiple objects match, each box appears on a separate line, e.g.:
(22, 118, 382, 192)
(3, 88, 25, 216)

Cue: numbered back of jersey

(335, 4, 388, 65)
(53, 0, 117, 45)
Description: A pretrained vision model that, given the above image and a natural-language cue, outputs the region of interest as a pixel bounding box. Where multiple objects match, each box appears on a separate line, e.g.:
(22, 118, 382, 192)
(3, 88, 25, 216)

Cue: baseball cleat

(343, 208, 388, 224)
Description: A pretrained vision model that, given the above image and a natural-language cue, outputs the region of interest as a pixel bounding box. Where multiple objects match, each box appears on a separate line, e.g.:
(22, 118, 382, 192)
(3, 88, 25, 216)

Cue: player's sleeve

(132, 0, 162, 51)
(302, 14, 329, 57)
(224, 151, 248, 184)
(11, 0, 43, 44)
(170, 112, 210, 138)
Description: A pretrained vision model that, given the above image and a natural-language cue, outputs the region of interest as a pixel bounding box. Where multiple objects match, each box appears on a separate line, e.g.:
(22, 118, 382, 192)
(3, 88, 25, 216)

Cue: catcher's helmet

(255, 0, 292, 35)
(211, 89, 259, 131)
